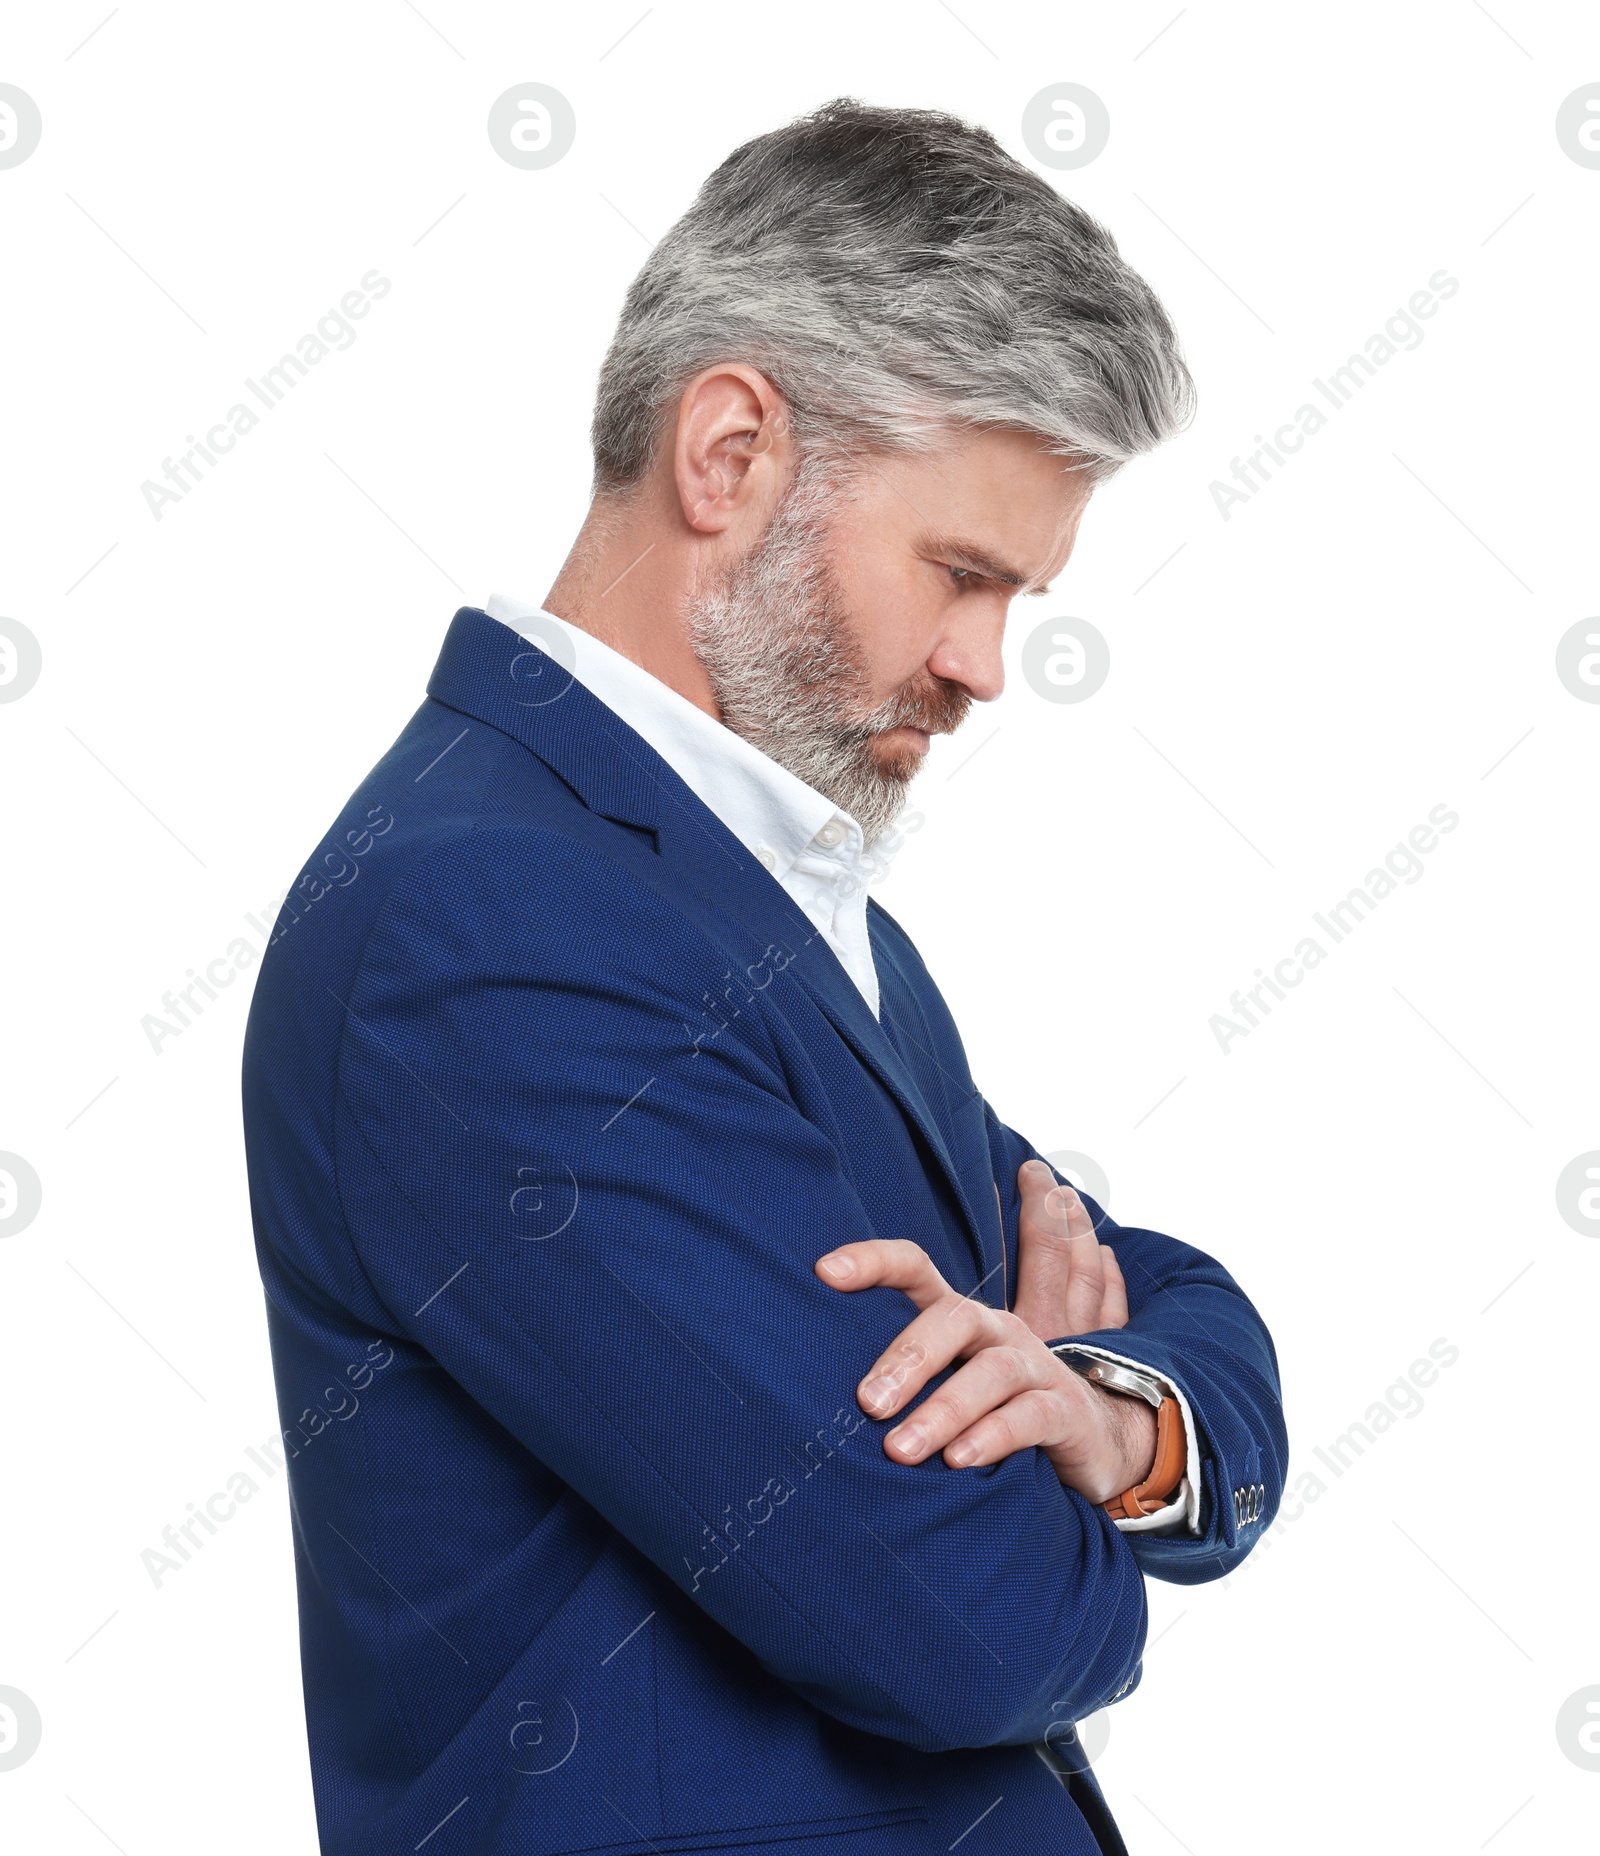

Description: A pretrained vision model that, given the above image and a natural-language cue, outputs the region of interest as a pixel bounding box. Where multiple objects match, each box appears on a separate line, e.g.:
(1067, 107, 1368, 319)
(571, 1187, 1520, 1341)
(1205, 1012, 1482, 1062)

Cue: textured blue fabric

(241, 608, 1286, 1855)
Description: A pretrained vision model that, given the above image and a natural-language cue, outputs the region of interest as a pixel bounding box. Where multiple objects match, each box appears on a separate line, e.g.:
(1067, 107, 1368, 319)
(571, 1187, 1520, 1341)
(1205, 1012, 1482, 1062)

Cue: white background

(2, 3, 1597, 1851)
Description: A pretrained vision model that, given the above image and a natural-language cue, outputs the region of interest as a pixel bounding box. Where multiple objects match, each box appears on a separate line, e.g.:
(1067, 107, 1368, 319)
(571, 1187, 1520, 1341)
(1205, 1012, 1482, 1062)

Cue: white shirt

(485, 593, 1199, 1535)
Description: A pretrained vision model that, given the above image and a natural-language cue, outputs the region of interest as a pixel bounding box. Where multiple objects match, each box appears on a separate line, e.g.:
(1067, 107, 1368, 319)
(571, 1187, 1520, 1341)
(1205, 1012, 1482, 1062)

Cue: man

(242, 97, 1285, 1856)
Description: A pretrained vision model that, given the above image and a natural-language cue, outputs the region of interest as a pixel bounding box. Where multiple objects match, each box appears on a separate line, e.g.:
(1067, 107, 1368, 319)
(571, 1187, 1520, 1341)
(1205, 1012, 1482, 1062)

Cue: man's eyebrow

(913, 532, 1055, 595)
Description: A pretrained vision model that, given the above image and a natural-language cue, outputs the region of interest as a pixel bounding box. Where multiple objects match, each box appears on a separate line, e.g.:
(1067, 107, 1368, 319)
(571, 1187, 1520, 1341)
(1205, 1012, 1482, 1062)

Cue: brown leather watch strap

(1101, 1395, 1185, 1521)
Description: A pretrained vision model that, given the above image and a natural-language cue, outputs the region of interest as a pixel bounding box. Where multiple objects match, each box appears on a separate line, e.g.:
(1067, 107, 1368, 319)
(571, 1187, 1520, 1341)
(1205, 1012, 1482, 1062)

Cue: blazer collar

(427, 605, 664, 833)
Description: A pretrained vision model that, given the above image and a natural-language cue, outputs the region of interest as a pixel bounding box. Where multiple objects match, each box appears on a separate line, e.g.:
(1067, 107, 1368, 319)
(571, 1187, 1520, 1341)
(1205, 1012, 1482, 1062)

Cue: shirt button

(755, 845, 778, 873)
(814, 818, 847, 850)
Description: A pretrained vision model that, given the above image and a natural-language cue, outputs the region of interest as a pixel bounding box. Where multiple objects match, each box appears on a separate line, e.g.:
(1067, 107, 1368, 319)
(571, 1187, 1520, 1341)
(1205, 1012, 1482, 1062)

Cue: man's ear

(672, 364, 794, 535)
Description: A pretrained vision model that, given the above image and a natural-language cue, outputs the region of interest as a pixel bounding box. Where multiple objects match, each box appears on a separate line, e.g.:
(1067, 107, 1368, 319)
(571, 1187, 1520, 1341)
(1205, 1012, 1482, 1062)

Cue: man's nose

(926, 607, 1006, 704)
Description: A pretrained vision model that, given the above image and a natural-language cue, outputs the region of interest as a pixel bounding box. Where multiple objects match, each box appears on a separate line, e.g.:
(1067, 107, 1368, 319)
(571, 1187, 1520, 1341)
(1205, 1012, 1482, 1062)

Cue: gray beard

(681, 464, 938, 847)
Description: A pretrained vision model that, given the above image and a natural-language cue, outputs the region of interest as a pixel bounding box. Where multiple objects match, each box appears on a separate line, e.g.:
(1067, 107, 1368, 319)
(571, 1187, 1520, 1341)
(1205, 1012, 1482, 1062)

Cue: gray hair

(589, 96, 1195, 495)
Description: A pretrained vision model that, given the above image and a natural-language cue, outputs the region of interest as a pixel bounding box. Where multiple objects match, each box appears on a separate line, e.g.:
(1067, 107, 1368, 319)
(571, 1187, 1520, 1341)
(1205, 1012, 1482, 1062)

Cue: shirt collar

(483, 593, 866, 882)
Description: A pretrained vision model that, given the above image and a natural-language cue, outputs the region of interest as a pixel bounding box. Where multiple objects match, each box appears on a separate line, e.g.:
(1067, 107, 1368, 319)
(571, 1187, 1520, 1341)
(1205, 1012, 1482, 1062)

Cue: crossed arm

(336, 830, 1287, 1749)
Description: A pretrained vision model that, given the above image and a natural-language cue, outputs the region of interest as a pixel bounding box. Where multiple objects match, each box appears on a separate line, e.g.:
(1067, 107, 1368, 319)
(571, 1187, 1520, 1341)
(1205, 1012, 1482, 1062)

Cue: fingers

(942, 1385, 1087, 1469)
(1013, 1161, 1106, 1338)
(1098, 1245, 1130, 1329)
(814, 1239, 952, 1312)
(855, 1294, 1028, 1426)
(1055, 1183, 1107, 1334)
(876, 1343, 1067, 1465)
(1010, 1159, 1077, 1338)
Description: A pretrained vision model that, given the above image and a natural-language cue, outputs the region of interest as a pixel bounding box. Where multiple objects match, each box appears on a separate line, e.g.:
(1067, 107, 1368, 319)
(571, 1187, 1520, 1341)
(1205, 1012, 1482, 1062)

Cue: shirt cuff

(1051, 1341, 1203, 1536)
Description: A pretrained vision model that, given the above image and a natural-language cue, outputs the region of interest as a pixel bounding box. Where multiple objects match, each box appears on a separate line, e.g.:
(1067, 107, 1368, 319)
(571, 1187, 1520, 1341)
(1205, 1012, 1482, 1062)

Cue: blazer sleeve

(330, 827, 1149, 1754)
(984, 1103, 1288, 1584)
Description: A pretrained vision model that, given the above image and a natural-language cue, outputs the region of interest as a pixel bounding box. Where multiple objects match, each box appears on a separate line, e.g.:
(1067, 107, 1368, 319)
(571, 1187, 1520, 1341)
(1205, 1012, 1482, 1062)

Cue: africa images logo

(1210, 804, 1459, 1054)
(139, 270, 392, 521)
(1208, 270, 1460, 521)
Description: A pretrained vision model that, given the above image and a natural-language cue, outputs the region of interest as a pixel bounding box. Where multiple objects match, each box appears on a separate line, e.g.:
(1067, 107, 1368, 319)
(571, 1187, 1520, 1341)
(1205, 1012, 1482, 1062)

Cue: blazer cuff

(1051, 1341, 1203, 1536)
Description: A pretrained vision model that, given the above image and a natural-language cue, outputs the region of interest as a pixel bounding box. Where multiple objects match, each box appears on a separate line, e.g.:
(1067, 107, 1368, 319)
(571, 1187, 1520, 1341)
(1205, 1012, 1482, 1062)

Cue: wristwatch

(1053, 1349, 1187, 1522)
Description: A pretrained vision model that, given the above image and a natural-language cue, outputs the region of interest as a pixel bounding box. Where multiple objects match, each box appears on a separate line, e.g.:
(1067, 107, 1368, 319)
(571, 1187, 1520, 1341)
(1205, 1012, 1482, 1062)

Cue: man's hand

(815, 1223, 1157, 1506)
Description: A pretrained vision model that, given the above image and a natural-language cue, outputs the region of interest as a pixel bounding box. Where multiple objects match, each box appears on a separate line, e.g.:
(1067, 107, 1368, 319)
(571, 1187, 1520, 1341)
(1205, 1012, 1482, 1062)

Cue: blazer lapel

(659, 803, 995, 1295)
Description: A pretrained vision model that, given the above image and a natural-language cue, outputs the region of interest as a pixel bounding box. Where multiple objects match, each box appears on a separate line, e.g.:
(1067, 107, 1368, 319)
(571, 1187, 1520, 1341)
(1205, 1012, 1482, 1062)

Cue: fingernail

(860, 1375, 897, 1412)
(890, 1423, 925, 1457)
(819, 1256, 854, 1281)
(946, 1441, 978, 1466)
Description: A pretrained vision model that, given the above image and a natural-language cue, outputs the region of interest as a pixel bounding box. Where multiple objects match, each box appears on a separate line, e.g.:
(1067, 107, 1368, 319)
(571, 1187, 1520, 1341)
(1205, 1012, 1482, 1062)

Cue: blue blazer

(241, 608, 1286, 1856)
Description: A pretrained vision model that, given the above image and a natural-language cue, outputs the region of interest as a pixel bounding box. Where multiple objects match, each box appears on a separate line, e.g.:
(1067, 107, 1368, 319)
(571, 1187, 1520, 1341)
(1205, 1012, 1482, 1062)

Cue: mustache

(864, 672, 971, 738)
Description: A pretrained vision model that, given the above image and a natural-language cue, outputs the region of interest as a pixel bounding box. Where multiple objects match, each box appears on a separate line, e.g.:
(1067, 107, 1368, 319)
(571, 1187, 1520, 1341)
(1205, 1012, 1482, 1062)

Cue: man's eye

(947, 565, 972, 586)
